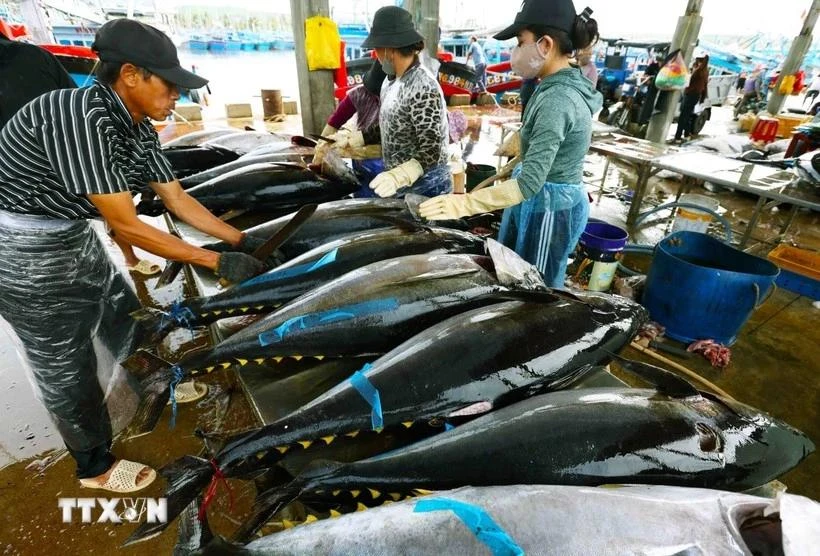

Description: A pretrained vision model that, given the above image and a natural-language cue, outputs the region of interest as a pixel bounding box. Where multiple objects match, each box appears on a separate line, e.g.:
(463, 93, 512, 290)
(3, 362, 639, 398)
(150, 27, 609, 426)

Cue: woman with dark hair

(421, 0, 602, 288)
(358, 5, 451, 198)
(674, 54, 709, 143)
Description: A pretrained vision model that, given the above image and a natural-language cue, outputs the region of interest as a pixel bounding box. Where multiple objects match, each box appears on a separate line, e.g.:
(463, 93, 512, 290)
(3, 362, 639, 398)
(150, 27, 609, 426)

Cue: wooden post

(18, 0, 54, 44)
(290, 0, 335, 135)
(645, 0, 704, 144)
(766, 0, 820, 115)
(419, 0, 440, 60)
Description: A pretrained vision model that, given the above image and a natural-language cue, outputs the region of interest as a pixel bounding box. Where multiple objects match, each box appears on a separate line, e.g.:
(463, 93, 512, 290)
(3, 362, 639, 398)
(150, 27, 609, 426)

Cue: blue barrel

(643, 232, 779, 346)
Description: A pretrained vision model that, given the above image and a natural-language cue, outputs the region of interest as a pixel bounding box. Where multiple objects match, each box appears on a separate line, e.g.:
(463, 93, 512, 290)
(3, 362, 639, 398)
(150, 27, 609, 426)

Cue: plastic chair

(750, 117, 779, 143)
(785, 131, 820, 157)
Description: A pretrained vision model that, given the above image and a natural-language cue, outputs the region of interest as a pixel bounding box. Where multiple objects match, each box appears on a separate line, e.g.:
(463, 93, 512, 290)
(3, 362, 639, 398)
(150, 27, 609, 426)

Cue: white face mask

(511, 38, 547, 79)
(378, 49, 396, 76)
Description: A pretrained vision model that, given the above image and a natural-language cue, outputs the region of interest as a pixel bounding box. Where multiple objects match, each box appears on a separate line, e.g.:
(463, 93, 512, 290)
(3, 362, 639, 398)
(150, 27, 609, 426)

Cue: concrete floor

(0, 105, 817, 554)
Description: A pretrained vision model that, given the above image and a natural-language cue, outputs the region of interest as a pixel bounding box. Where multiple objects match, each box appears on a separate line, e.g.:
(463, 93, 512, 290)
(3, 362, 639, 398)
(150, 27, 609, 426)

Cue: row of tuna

(119, 129, 816, 552)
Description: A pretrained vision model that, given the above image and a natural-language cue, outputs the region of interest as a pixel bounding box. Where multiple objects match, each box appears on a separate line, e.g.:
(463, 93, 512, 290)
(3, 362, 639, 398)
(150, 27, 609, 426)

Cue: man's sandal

(167, 381, 208, 405)
(78, 460, 156, 493)
(128, 260, 162, 276)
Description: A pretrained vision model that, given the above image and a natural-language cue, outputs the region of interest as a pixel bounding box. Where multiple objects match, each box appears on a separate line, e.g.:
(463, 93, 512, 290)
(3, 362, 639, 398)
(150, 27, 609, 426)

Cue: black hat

(363, 60, 387, 95)
(92, 19, 208, 90)
(494, 0, 578, 41)
(361, 6, 424, 49)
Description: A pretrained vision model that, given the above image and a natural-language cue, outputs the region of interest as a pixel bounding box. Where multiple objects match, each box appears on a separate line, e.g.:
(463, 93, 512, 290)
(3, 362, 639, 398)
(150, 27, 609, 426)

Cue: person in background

(312, 60, 387, 193)
(734, 66, 762, 120)
(736, 71, 747, 95)
(674, 54, 709, 144)
(0, 20, 75, 128)
(577, 44, 597, 88)
(0, 19, 265, 493)
(420, 0, 602, 288)
(468, 35, 488, 91)
(637, 54, 662, 125)
(359, 6, 452, 198)
(804, 71, 820, 106)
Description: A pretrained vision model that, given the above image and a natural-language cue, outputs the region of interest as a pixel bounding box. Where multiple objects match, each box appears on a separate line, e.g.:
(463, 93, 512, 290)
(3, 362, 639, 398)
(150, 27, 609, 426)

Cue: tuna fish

(134, 225, 486, 342)
(124, 289, 647, 544)
(161, 145, 240, 178)
(207, 485, 819, 556)
(161, 128, 237, 149)
(137, 163, 358, 217)
(199, 131, 293, 156)
(179, 152, 316, 188)
(126, 241, 545, 437)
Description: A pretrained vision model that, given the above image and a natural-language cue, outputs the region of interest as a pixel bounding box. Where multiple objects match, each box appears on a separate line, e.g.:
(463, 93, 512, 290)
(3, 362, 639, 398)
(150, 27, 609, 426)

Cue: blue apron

(498, 166, 589, 288)
(354, 161, 451, 199)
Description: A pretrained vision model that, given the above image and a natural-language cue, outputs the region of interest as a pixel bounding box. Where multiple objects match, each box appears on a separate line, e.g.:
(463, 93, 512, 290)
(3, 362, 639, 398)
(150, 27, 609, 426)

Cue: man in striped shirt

(0, 19, 265, 492)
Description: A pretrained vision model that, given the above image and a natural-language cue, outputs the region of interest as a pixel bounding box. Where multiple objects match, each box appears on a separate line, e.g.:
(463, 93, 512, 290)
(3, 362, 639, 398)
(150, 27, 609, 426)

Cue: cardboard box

(449, 94, 471, 107)
(283, 99, 299, 115)
(172, 103, 202, 122)
(225, 103, 253, 118)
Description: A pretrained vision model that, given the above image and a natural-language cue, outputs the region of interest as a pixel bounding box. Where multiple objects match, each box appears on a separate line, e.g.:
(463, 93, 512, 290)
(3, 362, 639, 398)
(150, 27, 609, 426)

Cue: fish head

(318, 150, 361, 187)
(566, 290, 649, 327)
(704, 393, 815, 489)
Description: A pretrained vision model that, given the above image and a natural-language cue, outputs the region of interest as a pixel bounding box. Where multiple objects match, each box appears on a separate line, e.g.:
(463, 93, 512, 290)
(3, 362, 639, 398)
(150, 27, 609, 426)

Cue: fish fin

(230, 483, 303, 543)
(607, 352, 701, 399)
(477, 289, 561, 305)
(447, 401, 494, 418)
(155, 261, 184, 289)
(129, 308, 175, 343)
(493, 364, 597, 409)
(365, 214, 428, 233)
(486, 238, 548, 290)
(124, 456, 214, 546)
(122, 365, 175, 438)
(174, 493, 214, 554)
(196, 536, 251, 556)
(403, 193, 428, 219)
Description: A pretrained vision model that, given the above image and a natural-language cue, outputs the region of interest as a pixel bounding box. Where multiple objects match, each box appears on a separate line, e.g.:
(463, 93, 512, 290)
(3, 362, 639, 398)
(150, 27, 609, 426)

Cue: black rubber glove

(237, 232, 267, 254)
(216, 252, 265, 284)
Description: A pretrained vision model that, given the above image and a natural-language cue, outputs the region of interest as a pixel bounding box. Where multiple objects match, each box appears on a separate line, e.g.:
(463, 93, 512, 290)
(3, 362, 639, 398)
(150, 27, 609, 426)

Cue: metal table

(653, 151, 820, 247)
(587, 134, 681, 225)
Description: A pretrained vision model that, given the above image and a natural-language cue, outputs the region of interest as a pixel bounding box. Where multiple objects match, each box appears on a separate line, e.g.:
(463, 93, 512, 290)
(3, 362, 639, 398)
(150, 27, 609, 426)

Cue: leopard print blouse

(379, 62, 449, 171)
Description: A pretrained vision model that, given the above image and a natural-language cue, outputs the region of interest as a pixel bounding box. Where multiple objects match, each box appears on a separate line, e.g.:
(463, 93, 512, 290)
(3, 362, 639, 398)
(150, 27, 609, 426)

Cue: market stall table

(652, 151, 820, 247)
(587, 134, 680, 225)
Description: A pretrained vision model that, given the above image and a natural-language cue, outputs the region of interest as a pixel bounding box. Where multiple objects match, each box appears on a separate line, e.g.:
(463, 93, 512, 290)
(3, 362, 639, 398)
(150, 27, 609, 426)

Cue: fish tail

(124, 456, 215, 546)
(130, 307, 175, 343)
(230, 482, 304, 543)
(123, 362, 177, 438)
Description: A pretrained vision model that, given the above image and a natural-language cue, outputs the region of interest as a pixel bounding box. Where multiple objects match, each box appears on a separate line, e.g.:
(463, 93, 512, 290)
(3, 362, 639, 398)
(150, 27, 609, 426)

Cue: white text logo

(57, 498, 167, 524)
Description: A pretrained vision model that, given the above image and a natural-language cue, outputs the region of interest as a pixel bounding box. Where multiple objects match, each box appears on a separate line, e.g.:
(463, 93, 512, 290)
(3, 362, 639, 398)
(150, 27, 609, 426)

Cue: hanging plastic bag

(655, 50, 689, 91)
(305, 16, 341, 71)
(779, 74, 796, 95)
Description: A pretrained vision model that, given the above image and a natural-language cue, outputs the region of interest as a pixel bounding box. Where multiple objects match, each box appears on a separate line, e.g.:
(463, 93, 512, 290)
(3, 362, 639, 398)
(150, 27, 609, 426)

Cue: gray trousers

(0, 210, 141, 477)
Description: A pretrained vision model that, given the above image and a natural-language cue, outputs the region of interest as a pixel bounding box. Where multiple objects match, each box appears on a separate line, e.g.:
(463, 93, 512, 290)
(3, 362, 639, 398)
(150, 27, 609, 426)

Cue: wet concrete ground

(1, 101, 818, 554)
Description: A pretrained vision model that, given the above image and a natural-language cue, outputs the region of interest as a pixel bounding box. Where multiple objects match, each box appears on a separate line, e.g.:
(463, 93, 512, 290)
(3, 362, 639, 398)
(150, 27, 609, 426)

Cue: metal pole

(18, 0, 54, 44)
(419, 0, 440, 59)
(645, 0, 704, 144)
(290, 0, 335, 136)
(766, 0, 820, 115)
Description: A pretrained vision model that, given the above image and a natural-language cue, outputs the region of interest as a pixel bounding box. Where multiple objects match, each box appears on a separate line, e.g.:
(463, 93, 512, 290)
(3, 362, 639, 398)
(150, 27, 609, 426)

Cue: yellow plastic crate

(767, 245, 820, 281)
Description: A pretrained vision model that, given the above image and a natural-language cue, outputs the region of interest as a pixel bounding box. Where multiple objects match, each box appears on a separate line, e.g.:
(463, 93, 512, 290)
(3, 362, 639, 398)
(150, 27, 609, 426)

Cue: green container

(465, 163, 496, 191)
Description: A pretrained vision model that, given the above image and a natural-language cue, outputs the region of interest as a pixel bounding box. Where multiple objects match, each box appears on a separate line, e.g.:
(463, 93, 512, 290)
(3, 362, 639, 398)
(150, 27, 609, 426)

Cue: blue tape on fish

(414, 498, 524, 556)
(257, 297, 399, 346)
(241, 248, 339, 288)
(349, 365, 383, 431)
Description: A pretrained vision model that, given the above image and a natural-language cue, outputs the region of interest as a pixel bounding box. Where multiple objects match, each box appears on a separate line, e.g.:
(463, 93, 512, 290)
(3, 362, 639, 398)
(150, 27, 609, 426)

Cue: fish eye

(696, 422, 723, 452)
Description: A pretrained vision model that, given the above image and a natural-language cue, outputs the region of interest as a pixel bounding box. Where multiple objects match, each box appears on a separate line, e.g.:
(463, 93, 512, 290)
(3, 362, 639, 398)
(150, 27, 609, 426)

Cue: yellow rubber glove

(329, 128, 365, 149)
(419, 178, 525, 220)
(320, 124, 337, 138)
(370, 159, 424, 198)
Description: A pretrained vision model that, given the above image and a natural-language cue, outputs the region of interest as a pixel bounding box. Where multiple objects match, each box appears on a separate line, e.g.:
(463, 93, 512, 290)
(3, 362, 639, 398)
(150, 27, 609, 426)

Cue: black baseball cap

(92, 18, 208, 90)
(494, 0, 578, 41)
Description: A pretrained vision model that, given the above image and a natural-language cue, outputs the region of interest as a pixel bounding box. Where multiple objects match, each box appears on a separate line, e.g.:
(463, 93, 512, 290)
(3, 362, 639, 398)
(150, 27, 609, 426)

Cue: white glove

(320, 124, 338, 138)
(419, 178, 525, 220)
(329, 129, 365, 149)
(370, 159, 424, 198)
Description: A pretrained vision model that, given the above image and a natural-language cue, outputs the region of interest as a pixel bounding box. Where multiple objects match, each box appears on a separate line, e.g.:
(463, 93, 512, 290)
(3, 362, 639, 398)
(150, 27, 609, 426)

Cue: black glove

(237, 233, 267, 254)
(216, 252, 265, 284)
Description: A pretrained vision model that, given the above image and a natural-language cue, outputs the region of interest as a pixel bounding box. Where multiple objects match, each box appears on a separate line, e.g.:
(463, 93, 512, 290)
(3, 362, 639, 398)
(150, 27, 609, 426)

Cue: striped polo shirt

(0, 81, 175, 219)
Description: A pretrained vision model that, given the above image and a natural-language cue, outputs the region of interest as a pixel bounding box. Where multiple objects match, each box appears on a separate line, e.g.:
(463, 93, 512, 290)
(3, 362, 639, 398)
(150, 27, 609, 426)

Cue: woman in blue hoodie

(421, 0, 602, 288)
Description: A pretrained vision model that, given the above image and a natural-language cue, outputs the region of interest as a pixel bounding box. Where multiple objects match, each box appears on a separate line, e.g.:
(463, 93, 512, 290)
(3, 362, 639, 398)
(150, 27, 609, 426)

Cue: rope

(198, 459, 234, 522)
(168, 365, 184, 429)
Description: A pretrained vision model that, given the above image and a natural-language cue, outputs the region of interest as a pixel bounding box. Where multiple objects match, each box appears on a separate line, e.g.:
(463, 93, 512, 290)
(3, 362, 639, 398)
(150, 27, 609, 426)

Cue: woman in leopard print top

(360, 6, 452, 199)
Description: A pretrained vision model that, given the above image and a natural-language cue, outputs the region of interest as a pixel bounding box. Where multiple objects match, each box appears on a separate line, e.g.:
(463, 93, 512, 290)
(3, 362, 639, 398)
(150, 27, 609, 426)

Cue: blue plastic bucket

(642, 231, 780, 346)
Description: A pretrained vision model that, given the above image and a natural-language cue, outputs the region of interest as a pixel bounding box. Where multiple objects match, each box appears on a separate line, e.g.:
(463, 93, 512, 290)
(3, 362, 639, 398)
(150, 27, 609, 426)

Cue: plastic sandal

(168, 381, 208, 405)
(78, 459, 156, 493)
(128, 259, 162, 276)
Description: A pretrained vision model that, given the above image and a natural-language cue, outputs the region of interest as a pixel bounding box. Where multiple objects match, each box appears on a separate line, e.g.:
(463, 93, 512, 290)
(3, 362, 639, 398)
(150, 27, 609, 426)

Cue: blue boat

(225, 32, 242, 51)
(272, 34, 295, 50)
(186, 33, 209, 51)
(339, 23, 369, 60)
(208, 37, 227, 51)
